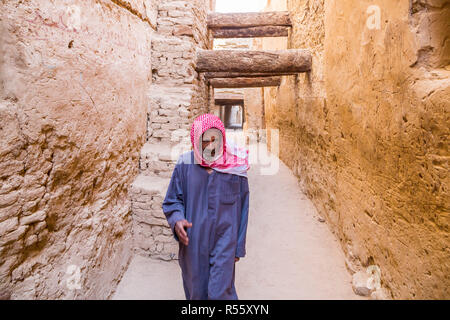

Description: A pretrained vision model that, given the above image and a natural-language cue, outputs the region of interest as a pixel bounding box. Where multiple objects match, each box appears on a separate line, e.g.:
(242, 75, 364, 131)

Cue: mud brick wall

(260, 0, 449, 299)
(147, 0, 213, 144)
(0, 0, 155, 299)
(132, 0, 213, 260)
(130, 175, 176, 260)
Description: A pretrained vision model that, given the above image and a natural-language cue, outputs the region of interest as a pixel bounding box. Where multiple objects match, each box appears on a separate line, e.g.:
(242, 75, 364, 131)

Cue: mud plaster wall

(242, 40, 265, 136)
(261, 0, 449, 299)
(0, 0, 155, 299)
(243, 88, 264, 132)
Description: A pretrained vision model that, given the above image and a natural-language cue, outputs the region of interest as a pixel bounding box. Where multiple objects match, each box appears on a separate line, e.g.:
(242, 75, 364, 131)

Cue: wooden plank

(196, 49, 311, 73)
(208, 12, 291, 28)
(212, 26, 288, 38)
(214, 92, 244, 105)
(209, 77, 282, 88)
(205, 72, 297, 78)
(215, 98, 245, 105)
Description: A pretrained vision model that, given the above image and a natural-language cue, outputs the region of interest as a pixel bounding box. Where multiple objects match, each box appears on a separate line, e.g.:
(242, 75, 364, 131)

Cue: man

(162, 114, 250, 300)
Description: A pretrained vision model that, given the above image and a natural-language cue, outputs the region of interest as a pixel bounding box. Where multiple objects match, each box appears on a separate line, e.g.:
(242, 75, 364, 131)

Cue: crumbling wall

(0, 0, 155, 299)
(410, 0, 450, 69)
(261, 0, 449, 299)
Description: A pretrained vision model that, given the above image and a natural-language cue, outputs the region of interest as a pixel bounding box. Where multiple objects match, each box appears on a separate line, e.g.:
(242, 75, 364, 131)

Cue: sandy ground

(113, 136, 361, 300)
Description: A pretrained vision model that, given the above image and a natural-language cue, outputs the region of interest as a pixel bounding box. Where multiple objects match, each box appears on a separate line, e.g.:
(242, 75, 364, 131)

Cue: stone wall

(0, 0, 155, 299)
(131, 0, 214, 260)
(259, 0, 449, 299)
(148, 0, 213, 144)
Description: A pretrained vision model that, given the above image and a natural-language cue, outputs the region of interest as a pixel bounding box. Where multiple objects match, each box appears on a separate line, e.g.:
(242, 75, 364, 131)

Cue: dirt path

(113, 138, 360, 300)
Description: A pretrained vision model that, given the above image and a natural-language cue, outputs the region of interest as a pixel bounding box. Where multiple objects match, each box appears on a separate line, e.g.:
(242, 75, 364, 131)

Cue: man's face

(200, 128, 223, 162)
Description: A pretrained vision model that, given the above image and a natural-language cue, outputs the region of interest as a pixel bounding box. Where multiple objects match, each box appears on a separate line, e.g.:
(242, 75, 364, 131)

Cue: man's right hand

(175, 219, 192, 246)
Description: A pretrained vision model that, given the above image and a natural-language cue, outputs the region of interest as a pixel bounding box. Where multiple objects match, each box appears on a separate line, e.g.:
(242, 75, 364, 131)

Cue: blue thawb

(162, 150, 250, 300)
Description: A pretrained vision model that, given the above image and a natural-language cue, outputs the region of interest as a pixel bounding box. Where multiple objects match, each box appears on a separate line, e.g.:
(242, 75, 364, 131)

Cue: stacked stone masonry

(131, 0, 213, 261)
(0, 0, 213, 299)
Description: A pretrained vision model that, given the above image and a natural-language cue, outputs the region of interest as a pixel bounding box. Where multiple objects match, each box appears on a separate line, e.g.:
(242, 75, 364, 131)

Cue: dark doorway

(219, 104, 245, 129)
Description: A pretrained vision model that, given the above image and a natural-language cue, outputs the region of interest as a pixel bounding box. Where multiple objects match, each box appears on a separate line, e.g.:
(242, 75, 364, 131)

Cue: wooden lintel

(215, 98, 245, 105)
(196, 49, 312, 73)
(209, 77, 282, 88)
(206, 72, 297, 78)
(208, 12, 292, 29)
(212, 26, 288, 38)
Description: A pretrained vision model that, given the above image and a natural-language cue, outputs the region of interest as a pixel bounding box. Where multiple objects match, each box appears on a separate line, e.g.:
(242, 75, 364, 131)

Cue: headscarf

(190, 114, 249, 177)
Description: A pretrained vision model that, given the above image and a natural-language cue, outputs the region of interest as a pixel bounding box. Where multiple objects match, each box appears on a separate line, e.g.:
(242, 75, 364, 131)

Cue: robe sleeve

(162, 159, 186, 242)
(236, 176, 250, 258)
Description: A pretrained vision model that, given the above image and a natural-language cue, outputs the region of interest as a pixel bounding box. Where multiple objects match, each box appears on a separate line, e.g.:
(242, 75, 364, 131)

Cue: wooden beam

(214, 92, 244, 105)
(208, 12, 291, 29)
(196, 49, 311, 73)
(215, 98, 244, 105)
(212, 26, 288, 38)
(206, 72, 297, 78)
(209, 77, 282, 88)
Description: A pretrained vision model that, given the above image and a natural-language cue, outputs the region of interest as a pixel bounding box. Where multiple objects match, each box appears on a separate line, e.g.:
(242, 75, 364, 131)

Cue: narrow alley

(0, 0, 448, 301)
(113, 131, 360, 299)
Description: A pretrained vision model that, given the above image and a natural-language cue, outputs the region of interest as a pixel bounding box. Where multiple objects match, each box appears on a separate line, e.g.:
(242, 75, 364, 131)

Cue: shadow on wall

(409, 0, 450, 69)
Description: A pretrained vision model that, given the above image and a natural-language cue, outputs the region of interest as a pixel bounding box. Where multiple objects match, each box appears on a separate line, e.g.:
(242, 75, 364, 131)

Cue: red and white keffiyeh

(190, 114, 249, 177)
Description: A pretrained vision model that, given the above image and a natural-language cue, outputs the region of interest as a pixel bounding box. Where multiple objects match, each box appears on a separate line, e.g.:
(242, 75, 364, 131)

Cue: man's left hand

(234, 257, 240, 262)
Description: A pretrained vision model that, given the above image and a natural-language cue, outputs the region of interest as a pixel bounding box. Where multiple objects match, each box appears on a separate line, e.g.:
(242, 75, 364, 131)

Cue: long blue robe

(162, 151, 250, 300)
